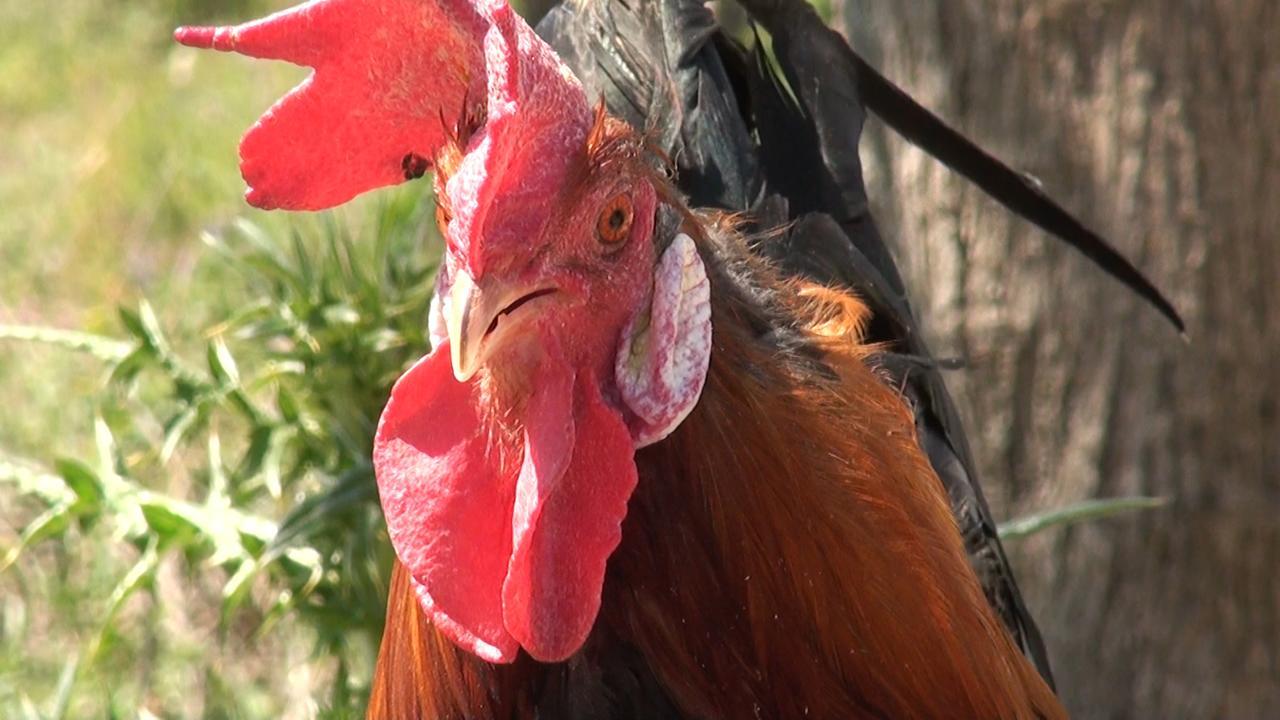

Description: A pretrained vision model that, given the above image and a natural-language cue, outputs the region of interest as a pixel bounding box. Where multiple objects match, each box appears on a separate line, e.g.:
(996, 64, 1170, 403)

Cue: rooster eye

(597, 194, 634, 248)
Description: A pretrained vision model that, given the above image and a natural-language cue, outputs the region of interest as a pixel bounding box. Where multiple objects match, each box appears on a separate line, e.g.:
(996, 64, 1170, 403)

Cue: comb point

(243, 186, 276, 211)
(173, 26, 217, 49)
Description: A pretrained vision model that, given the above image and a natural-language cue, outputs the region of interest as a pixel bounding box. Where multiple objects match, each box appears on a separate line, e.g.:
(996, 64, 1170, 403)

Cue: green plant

(1, 185, 439, 716)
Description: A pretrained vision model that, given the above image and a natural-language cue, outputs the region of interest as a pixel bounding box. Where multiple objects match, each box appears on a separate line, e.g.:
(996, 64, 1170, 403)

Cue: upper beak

(444, 269, 551, 383)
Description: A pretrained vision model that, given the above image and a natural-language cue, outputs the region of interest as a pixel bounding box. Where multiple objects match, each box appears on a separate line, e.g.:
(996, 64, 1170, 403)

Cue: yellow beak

(445, 270, 488, 383)
(444, 270, 553, 383)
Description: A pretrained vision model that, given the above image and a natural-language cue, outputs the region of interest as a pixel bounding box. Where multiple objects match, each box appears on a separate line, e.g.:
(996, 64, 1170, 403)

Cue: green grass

(0, 2, 435, 717)
(1, 199, 441, 716)
(0, 0, 300, 459)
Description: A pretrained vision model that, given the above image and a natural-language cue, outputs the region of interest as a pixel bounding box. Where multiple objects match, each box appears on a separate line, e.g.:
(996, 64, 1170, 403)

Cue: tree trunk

(844, 1, 1279, 716)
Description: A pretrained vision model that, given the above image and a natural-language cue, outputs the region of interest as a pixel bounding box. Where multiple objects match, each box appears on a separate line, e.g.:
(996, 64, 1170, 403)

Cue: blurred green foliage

(0, 0, 438, 716)
(2, 190, 442, 717)
(0, 0, 303, 460)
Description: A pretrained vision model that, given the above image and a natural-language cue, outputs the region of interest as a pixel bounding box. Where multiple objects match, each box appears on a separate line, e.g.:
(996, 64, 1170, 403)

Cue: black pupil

(609, 209, 626, 229)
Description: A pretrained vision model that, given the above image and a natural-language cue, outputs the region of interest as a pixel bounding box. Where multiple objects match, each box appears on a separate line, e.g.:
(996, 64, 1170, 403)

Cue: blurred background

(1, 0, 1275, 717)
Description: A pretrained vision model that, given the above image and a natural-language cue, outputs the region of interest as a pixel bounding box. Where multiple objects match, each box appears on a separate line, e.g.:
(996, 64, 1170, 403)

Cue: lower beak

(444, 270, 551, 383)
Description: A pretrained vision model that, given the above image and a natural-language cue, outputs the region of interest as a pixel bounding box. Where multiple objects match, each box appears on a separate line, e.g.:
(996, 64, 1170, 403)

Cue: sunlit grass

(0, 1, 301, 459)
(0, 2, 402, 717)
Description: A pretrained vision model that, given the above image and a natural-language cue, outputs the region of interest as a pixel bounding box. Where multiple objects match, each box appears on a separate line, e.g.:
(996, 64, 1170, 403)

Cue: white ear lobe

(615, 233, 713, 448)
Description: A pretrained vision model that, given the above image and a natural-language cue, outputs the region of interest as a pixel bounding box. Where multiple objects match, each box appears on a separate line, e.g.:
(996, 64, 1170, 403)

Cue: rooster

(177, 0, 1180, 717)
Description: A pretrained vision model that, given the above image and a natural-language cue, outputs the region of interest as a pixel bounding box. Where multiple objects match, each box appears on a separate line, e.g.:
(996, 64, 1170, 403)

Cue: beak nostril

(450, 279, 557, 382)
(484, 288, 558, 338)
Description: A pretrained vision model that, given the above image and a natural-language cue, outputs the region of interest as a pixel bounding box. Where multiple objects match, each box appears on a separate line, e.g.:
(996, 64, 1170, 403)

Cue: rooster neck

(367, 227, 1063, 719)
(595, 227, 1064, 719)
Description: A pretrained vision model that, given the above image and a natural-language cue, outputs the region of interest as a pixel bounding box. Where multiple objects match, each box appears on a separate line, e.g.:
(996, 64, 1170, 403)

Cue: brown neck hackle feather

(369, 116, 1065, 720)
(602, 238, 1063, 719)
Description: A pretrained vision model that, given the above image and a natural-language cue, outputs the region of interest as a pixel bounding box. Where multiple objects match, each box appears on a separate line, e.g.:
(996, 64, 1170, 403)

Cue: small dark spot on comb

(402, 153, 429, 180)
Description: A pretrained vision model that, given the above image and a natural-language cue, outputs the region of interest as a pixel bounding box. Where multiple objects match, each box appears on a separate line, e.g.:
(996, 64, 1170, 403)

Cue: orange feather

(368, 226, 1064, 719)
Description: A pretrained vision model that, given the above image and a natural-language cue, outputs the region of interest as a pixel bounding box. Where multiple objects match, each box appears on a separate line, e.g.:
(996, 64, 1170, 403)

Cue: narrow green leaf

(117, 305, 145, 342)
(53, 458, 104, 512)
(262, 467, 374, 565)
(0, 455, 73, 506)
(0, 324, 132, 362)
(206, 433, 229, 508)
(122, 300, 168, 355)
(106, 345, 152, 386)
(16, 693, 40, 720)
(260, 427, 291, 500)
(159, 408, 198, 464)
(237, 425, 275, 480)
(321, 304, 361, 326)
(138, 498, 200, 548)
(998, 496, 1170, 541)
(1, 501, 75, 573)
(291, 229, 316, 292)
(204, 298, 272, 338)
(221, 558, 260, 620)
(207, 337, 240, 386)
(277, 385, 302, 424)
(122, 300, 208, 396)
(88, 542, 159, 661)
(230, 219, 297, 286)
(90, 416, 129, 499)
(46, 651, 80, 720)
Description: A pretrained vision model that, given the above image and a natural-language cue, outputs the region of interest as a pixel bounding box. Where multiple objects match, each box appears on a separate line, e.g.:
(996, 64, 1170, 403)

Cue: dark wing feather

(726, 1, 1057, 686)
(735, 0, 1182, 333)
(539, 0, 759, 210)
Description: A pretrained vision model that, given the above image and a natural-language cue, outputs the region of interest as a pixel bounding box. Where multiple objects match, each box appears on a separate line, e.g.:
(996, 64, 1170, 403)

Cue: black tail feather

(849, 51, 1186, 334)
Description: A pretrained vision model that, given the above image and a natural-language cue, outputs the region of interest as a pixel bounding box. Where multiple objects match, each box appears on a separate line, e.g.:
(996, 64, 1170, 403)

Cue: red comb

(175, 0, 490, 210)
(438, 2, 592, 273)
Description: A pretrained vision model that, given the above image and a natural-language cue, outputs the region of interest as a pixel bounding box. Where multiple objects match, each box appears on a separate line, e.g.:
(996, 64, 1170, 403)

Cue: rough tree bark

(844, 1, 1279, 717)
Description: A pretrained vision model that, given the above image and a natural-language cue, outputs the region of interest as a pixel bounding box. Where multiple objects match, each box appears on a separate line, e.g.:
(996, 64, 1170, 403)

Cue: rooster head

(177, 0, 712, 663)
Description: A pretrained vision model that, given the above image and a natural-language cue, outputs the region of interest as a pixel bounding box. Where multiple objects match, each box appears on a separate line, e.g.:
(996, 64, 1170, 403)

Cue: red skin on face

(179, 0, 707, 664)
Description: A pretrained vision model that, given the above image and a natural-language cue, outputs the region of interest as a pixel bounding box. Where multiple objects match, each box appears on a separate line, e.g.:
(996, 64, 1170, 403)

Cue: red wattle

(502, 369, 639, 662)
(375, 344, 641, 664)
(373, 345, 519, 662)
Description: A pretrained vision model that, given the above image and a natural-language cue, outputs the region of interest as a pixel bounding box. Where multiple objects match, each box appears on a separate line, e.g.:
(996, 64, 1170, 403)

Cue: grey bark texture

(844, 1, 1279, 717)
